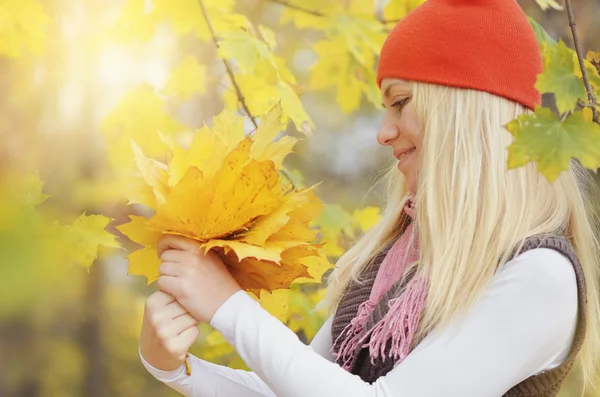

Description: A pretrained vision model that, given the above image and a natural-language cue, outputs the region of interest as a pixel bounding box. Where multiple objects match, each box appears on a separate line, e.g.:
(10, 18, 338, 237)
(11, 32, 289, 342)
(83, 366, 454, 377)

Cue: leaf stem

(564, 0, 599, 124)
(197, 0, 258, 129)
(268, 0, 400, 26)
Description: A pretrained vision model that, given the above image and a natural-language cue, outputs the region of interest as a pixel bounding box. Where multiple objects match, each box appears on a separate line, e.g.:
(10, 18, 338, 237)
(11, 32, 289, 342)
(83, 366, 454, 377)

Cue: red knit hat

(376, 0, 543, 110)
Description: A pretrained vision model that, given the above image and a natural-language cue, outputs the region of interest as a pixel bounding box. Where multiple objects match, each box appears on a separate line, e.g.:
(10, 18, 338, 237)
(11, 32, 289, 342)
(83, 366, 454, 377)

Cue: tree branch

(198, 0, 258, 129)
(268, 0, 400, 26)
(269, 0, 324, 17)
(564, 0, 599, 124)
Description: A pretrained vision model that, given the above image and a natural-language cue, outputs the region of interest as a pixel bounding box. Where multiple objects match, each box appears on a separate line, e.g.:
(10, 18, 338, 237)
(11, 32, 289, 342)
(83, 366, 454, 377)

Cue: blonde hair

(320, 81, 600, 392)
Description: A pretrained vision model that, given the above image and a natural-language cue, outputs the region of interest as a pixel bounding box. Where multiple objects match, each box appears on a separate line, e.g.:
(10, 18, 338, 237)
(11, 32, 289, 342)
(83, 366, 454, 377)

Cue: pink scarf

(331, 197, 428, 370)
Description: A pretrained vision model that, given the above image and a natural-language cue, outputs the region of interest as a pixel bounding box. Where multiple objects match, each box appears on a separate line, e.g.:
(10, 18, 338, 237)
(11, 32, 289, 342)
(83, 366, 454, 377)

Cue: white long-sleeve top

(140, 248, 578, 397)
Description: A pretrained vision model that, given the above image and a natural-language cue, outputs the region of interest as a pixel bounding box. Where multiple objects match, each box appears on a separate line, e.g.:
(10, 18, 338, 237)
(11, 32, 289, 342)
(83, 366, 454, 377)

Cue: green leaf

(506, 107, 600, 181)
(535, 40, 586, 114)
(528, 16, 557, 50)
(218, 30, 274, 74)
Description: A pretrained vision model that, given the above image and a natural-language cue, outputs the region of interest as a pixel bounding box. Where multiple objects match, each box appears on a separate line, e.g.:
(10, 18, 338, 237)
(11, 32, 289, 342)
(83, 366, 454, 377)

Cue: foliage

(0, 0, 599, 396)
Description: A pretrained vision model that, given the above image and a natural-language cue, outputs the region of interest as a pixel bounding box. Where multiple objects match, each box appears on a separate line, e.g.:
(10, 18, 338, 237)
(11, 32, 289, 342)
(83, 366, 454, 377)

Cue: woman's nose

(377, 122, 400, 147)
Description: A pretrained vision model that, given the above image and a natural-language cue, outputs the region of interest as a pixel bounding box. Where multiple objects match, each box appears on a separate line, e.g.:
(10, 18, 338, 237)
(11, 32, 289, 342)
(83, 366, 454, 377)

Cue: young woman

(139, 0, 600, 395)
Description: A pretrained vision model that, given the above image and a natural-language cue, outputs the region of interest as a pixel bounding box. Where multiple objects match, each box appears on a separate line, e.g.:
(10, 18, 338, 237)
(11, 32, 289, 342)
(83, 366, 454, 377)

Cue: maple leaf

(383, 0, 425, 20)
(311, 204, 355, 256)
(535, 40, 587, 115)
(352, 206, 381, 232)
(163, 55, 207, 99)
(249, 289, 290, 322)
(101, 84, 184, 174)
(528, 16, 558, 50)
(117, 105, 327, 293)
(62, 213, 121, 268)
(108, 0, 157, 43)
(506, 107, 600, 181)
(535, 0, 563, 11)
(0, 0, 51, 58)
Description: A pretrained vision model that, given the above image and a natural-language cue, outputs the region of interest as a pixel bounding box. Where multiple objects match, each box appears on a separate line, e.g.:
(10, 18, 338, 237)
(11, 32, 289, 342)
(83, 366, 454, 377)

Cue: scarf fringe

(360, 277, 428, 366)
(331, 299, 376, 370)
(332, 195, 424, 370)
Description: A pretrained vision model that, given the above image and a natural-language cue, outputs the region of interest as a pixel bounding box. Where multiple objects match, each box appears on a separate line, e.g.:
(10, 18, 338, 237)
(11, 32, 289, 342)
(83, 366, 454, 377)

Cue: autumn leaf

(249, 289, 290, 322)
(535, 0, 563, 11)
(528, 16, 558, 50)
(108, 0, 157, 43)
(0, 0, 51, 58)
(101, 84, 184, 174)
(383, 0, 425, 20)
(352, 206, 381, 232)
(506, 107, 600, 181)
(164, 55, 207, 99)
(535, 41, 586, 114)
(125, 246, 162, 284)
(117, 105, 327, 294)
(62, 213, 121, 268)
(311, 204, 355, 256)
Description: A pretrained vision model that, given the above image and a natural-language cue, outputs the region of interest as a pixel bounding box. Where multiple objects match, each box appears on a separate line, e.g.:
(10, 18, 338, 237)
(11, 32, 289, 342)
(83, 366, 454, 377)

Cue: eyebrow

(383, 82, 406, 98)
(381, 82, 410, 107)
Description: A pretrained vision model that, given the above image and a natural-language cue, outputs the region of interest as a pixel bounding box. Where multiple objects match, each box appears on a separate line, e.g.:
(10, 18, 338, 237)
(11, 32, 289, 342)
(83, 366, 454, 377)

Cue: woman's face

(377, 78, 423, 194)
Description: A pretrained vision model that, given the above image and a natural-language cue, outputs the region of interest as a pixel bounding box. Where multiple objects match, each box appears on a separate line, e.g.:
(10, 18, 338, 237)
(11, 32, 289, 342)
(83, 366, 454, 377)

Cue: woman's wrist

(139, 345, 186, 372)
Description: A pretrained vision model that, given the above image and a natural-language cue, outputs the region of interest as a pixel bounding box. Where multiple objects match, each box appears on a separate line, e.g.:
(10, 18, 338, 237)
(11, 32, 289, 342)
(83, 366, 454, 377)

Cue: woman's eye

(391, 97, 411, 112)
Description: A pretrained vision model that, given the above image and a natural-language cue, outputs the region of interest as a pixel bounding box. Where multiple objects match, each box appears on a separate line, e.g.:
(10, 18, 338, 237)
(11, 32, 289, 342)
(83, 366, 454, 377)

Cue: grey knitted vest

(330, 234, 587, 396)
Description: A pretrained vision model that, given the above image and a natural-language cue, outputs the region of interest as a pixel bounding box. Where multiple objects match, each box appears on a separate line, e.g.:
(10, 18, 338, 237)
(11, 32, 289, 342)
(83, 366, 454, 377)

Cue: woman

(139, 0, 600, 395)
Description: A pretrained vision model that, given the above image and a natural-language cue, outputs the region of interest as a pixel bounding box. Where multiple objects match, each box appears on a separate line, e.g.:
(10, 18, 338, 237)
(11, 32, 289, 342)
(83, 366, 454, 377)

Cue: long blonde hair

(321, 81, 600, 391)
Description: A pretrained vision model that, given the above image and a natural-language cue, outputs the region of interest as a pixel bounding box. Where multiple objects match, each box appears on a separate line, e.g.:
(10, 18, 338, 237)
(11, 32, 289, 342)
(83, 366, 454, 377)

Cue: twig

(269, 0, 324, 17)
(198, 0, 258, 129)
(268, 0, 400, 26)
(565, 0, 599, 124)
(379, 18, 401, 25)
(280, 168, 297, 192)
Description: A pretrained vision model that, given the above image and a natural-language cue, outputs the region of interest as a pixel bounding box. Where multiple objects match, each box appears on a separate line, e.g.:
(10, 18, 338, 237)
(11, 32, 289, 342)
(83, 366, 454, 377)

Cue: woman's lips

(395, 147, 416, 165)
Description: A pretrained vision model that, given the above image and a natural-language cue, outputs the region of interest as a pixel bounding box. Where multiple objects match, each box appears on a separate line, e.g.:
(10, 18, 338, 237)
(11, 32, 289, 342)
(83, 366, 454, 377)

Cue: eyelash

(391, 97, 411, 113)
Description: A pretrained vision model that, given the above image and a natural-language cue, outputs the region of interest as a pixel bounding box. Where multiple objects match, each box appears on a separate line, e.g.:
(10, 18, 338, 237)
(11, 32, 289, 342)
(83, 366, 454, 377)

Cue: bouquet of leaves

(116, 104, 331, 308)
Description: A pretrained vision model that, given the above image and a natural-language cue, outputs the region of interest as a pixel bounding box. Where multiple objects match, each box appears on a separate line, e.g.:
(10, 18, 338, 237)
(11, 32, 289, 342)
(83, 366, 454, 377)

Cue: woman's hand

(140, 290, 199, 371)
(156, 234, 242, 324)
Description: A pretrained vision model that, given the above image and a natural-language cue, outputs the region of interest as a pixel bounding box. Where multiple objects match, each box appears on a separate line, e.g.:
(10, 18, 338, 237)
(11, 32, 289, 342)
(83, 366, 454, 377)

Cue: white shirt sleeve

(209, 248, 578, 397)
(139, 310, 336, 396)
(141, 247, 578, 397)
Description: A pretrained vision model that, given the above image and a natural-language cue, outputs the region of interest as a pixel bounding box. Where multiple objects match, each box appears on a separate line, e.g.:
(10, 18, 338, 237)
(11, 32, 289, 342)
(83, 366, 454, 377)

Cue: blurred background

(0, 0, 599, 396)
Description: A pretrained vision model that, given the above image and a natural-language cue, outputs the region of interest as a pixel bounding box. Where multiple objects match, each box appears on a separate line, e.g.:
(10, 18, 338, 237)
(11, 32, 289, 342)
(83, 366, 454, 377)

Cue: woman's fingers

(163, 313, 199, 337)
(159, 261, 182, 277)
(178, 324, 200, 348)
(157, 275, 180, 297)
(157, 235, 200, 258)
(163, 300, 189, 320)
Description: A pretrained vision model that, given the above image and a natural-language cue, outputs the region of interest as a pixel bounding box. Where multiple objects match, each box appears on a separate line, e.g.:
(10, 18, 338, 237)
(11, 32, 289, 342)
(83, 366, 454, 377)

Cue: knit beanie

(376, 0, 543, 110)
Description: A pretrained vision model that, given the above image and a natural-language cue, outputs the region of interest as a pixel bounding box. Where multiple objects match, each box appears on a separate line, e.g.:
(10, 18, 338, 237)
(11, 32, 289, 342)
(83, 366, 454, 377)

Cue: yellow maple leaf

(250, 289, 290, 322)
(126, 246, 162, 284)
(116, 105, 327, 296)
(221, 251, 310, 295)
(101, 84, 184, 174)
(0, 0, 51, 58)
(163, 55, 207, 99)
(116, 215, 162, 247)
(148, 140, 282, 241)
(62, 213, 121, 268)
(352, 206, 381, 232)
(131, 141, 169, 209)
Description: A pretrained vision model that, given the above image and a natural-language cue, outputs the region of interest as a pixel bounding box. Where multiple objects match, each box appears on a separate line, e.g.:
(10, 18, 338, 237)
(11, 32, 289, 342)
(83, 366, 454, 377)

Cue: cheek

(399, 106, 422, 147)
